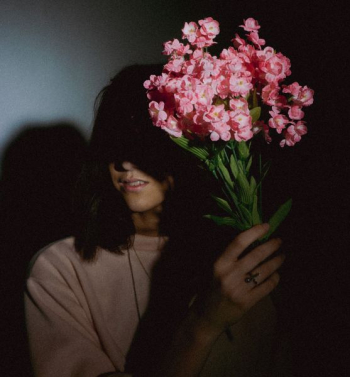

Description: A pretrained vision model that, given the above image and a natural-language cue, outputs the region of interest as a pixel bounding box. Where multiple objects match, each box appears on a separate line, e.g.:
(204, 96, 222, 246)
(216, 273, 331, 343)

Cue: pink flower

(148, 101, 168, 127)
(163, 115, 183, 137)
(229, 112, 252, 129)
(203, 104, 229, 123)
(288, 105, 304, 120)
(164, 78, 179, 93)
(143, 73, 169, 90)
(229, 74, 253, 96)
(298, 86, 314, 106)
(240, 18, 261, 32)
(282, 82, 301, 97)
(261, 82, 281, 106)
(193, 34, 216, 48)
(145, 16, 314, 147)
(164, 57, 185, 73)
(199, 17, 220, 38)
(216, 76, 230, 99)
(194, 84, 215, 107)
(280, 121, 307, 147)
(268, 109, 289, 134)
(259, 53, 291, 84)
(192, 48, 204, 60)
(179, 75, 199, 92)
(182, 22, 198, 43)
(234, 126, 254, 142)
(232, 33, 246, 49)
(162, 39, 191, 56)
(209, 122, 231, 141)
(247, 31, 265, 48)
(283, 83, 314, 107)
(228, 114, 253, 142)
(229, 98, 249, 114)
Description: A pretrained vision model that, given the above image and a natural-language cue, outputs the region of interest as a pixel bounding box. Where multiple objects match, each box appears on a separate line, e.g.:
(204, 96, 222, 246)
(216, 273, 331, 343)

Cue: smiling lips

(121, 179, 149, 192)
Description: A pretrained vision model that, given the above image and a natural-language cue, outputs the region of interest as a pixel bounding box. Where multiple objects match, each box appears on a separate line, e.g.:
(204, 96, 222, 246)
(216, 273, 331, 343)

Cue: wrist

(183, 308, 223, 346)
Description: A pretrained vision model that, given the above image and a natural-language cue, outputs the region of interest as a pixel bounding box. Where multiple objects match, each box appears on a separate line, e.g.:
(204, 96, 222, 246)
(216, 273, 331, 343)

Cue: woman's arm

(155, 223, 284, 377)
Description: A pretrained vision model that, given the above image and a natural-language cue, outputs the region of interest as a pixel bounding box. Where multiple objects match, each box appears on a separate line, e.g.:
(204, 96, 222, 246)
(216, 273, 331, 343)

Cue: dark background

(1, 1, 349, 376)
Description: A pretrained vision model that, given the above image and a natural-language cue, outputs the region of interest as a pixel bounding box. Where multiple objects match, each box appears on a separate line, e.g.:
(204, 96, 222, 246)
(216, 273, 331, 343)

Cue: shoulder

(27, 237, 81, 282)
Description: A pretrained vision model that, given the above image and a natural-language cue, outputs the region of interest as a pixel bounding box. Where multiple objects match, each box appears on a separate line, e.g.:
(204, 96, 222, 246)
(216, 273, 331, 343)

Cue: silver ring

(245, 272, 260, 285)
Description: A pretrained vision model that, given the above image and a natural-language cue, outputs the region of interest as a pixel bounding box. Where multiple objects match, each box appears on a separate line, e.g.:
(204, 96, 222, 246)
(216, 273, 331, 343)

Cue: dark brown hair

(73, 65, 218, 260)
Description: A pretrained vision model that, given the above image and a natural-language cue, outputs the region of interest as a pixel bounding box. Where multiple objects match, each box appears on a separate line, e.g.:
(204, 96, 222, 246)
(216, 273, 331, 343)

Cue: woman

(25, 65, 284, 377)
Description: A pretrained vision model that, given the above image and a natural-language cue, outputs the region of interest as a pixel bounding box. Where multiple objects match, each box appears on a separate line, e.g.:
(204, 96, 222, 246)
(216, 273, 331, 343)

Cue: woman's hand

(194, 223, 284, 336)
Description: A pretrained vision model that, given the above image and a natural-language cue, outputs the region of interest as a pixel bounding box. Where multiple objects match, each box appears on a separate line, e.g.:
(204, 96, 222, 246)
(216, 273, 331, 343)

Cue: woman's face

(108, 161, 173, 214)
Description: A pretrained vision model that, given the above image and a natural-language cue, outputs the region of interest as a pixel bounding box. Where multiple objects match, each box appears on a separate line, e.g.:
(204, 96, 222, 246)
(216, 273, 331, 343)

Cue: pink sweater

(25, 234, 276, 377)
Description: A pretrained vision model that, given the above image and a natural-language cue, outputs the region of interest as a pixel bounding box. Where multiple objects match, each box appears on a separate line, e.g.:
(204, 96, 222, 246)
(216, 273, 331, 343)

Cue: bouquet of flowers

(144, 17, 314, 240)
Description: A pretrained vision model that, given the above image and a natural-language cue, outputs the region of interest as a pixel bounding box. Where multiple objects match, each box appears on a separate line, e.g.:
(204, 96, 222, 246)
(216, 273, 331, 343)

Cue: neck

(132, 206, 162, 237)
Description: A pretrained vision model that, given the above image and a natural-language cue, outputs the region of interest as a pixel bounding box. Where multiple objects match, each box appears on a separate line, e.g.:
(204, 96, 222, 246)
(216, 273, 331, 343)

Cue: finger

(244, 254, 285, 288)
(248, 272, 280, 303)
(238, 238, 282, 273)
(216, 224, 270, 269)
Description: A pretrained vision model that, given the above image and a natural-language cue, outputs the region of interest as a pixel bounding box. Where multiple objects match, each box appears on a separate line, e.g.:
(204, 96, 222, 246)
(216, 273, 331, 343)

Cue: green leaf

(246, 155, 253, 173)
(229, 154, 239, 179)
(237, 172, 251, 205)
(239, 205, 252, 226)
(218, 157, 233, 188)
(238, 141, 250, 160)
(237, 160, 245, 174)
(170, 136, 209, 161)
(263, 199, 292, 240)
(223, 183, 240, 210)
(204, 215, 246, 230)
(250, 176, 257, 196)
(250, 106, 261, 123)
(211, 196, 233, 215)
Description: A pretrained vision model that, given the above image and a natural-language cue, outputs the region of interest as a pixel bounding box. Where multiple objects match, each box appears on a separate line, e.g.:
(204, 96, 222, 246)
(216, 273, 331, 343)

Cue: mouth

(120, 179, 149, 192)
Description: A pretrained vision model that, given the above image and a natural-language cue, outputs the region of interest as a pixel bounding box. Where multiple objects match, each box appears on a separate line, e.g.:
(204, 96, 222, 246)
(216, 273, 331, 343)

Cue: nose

(114, 161, 136, 172)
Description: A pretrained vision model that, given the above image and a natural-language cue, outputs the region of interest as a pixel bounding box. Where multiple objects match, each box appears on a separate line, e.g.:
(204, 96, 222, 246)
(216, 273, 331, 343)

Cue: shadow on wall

(0, 123, 87, 377)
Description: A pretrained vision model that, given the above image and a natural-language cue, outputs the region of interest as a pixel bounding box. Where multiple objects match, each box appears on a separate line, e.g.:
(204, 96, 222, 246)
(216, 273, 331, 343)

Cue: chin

(124, 196, 164, 214)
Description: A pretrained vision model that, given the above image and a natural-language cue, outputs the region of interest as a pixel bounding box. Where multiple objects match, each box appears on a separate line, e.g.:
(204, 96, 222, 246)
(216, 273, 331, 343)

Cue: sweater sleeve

(24, 250, 129, 377)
